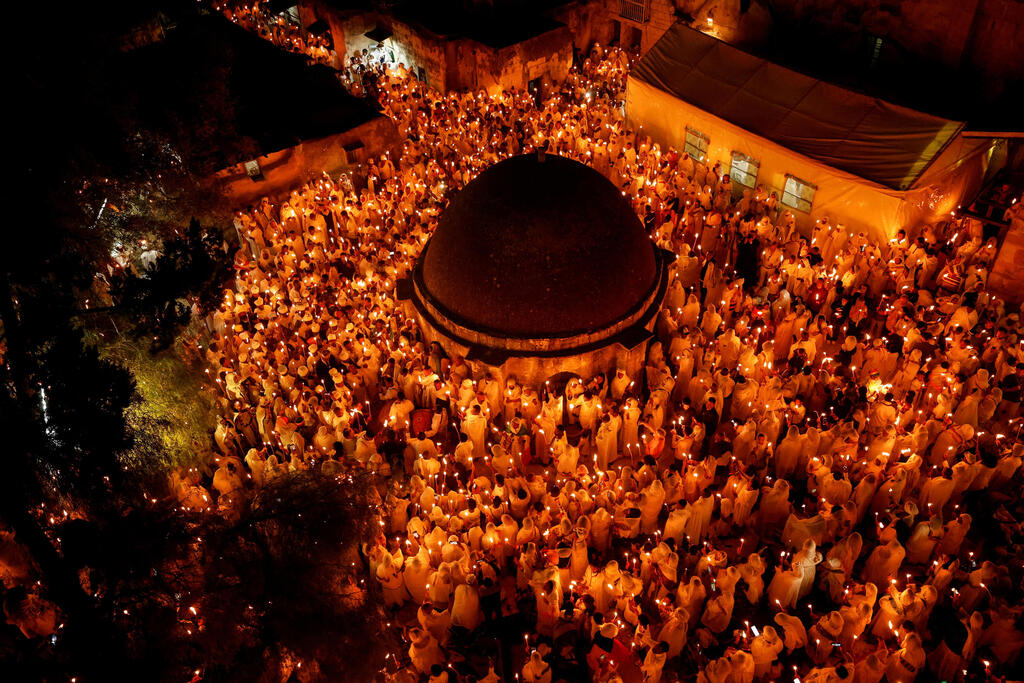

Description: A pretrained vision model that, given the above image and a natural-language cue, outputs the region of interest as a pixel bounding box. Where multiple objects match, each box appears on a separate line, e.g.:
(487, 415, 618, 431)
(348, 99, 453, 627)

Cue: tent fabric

(627, 78, 903, 242)
(630, 24, 964, 191)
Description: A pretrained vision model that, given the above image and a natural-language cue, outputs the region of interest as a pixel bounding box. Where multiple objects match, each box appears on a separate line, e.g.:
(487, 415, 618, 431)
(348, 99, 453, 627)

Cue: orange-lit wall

(626, 77, 996, 242)
(209, 115, 399, 208)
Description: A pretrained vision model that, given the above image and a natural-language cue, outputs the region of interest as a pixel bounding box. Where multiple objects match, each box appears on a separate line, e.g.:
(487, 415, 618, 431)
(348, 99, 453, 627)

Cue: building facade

(302, 0, 620, 93)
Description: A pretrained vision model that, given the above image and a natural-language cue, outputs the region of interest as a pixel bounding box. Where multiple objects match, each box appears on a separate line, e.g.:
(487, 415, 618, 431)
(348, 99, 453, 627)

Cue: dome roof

(418, 154, 658, 338)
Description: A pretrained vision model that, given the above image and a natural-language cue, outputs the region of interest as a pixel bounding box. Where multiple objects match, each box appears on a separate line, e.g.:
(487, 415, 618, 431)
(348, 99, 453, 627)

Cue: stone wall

(765, 0, 1024, 93)
(604, 0, 680, 53)
(327, 12, 451, 91)
(453, 27, 575, 93)
(406, 297, 651, 389)
(644, 0, 682, 51)
(389, 20, 450, 89)
(770, 0, 977, 66)
(301, 1, 354, 67)
(962, 0, 1024, 91)
(337, 11, 377, 55)
(208, 115, 400, 208)
(493, 337, 650, 390)
(351, 20, 576, 94)
(304, 0, 614, 94)
(553, 0, 619, 52)
(986, 219, 1024, 302)
(607, 0, 1023, 92)
(327, 11, 451, 91)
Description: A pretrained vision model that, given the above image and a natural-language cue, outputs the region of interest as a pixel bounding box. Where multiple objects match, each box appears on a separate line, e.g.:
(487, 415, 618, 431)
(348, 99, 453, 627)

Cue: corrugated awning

(364, 26, 393, 43)
(631, 23, 964, 191)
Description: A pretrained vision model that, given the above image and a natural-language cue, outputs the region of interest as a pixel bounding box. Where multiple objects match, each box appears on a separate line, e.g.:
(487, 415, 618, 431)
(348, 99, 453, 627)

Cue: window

(342, 141, 365, 166)
(869, 35, 884, 68)
(244, 160, 263, 182)
(618, 0, 651, 23)
(729, 152, 759, 190)
(781, 175, 817, 213)
(684, 127, 709, 163)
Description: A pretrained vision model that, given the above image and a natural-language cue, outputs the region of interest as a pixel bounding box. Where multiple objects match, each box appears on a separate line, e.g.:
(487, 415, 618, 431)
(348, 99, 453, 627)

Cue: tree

(54, 471, 388, 681)
(106, 218, 234, 352)
(198, 471, 389, 680)
(6, 2, 386, 679)
(77, 214, 232, 476)
(0, 262, 137, 681)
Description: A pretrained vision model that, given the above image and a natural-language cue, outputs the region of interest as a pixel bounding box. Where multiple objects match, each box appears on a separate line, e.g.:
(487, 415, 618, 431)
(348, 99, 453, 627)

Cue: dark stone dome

(418, 154, 658, 338)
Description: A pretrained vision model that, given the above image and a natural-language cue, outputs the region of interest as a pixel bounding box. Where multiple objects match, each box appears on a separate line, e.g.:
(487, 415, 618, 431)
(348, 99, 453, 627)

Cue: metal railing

(619, 0, 650, 23)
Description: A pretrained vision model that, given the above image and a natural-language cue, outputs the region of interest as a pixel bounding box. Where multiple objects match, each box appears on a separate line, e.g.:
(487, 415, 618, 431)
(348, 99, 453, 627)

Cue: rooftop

(124, 14, 382, 172)
(391, 0, 569, 49)
(632, 23, 967, 190)
(418, 154, 659, 338)
(730, 18, 1023, 132)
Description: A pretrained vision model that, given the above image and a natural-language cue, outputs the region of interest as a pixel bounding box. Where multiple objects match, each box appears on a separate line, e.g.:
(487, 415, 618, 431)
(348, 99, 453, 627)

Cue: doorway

(621, 24, 642, 51)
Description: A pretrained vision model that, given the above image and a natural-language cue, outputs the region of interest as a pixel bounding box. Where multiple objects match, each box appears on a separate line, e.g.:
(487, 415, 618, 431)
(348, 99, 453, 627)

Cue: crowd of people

(218, 0, 339, 67)
(180, 42, 1024, 683)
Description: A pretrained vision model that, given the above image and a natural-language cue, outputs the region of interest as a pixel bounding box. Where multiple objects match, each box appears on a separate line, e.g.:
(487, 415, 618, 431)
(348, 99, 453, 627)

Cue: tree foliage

(107, 217, 234, 351)
(199, 471, 388, 681)
(87, 325, 217, 475)
(5, 3, 385, 680)
(54, 471, 387, 681)
(31, 328, 137, 504)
